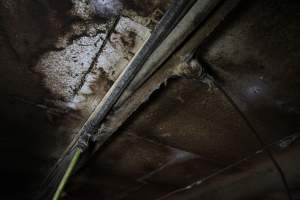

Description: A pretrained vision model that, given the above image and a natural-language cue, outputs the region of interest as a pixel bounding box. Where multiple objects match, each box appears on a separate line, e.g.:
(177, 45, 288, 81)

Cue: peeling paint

(96, 17, 150, 81)
(35, 34, 104, 101)
(55, 22, 107, 49)
(122, 8, 164, 29)
(66, 17, 150, 111)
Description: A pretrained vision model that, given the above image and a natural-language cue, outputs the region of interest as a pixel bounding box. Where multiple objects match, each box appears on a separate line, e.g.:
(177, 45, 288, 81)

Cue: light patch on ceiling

(35, 34, 105, 101)
(68, 17, 150, 110)
(34, 16, 150, 111)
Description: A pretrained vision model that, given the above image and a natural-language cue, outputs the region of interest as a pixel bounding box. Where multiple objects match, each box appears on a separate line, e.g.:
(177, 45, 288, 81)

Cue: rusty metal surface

(1, 0, 300, 199)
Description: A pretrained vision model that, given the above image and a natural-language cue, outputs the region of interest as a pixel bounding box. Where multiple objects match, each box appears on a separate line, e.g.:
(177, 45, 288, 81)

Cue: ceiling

(0, 0, 300, 199)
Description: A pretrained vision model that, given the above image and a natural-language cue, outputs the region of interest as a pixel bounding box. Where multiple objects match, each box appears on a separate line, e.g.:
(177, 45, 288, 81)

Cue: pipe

(52, 149, 81, 200)
(114, 0, 223, 108)
(92, 0, 242, 149)
(76, 0, 197, 150)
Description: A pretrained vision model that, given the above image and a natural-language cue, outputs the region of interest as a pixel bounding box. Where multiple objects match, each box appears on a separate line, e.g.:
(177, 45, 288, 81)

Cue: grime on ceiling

(0, 0, 300, 200)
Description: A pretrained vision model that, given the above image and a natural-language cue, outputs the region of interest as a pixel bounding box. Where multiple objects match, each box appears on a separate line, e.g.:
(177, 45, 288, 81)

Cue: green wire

(52, 148, 82, 200)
